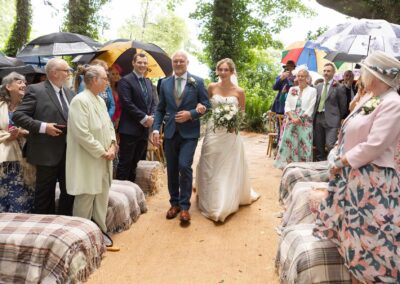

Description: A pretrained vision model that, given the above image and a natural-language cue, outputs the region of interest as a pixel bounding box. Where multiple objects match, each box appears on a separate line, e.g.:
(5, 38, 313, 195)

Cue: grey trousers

(73, 175, 110, 233)
(314, 112, 339, 161)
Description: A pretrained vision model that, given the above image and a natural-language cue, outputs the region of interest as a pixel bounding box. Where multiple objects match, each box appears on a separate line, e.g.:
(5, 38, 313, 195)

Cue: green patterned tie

(176, 77, 183, 98)
(318, 82, 329, 112)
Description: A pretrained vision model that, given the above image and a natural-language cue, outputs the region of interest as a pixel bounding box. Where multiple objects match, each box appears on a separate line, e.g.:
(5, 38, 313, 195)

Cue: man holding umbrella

(13, 58, 75, 215)
(116, 53, 157, 182)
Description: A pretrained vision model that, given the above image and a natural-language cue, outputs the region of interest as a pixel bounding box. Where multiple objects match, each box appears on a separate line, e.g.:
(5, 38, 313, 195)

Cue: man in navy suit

(153, 51, 211, 224)
(116, 53, 157, 182)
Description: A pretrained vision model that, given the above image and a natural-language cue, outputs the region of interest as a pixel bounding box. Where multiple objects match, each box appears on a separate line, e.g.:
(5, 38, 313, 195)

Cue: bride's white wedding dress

(196, 94, 260, 222)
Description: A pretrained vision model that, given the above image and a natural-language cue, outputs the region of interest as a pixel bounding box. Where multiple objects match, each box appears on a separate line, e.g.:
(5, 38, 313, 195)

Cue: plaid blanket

(107, 180, 147, 233)
(279, 161, 329, 205)
(0, 213, 105, 284)
(276, 224, 351, 284)
(280, 182, 328, 230)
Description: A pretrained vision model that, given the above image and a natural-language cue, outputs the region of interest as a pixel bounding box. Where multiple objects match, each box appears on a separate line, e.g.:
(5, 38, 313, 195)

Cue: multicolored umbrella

(95, 39, 172, 78)
(281, 41, 332, 74)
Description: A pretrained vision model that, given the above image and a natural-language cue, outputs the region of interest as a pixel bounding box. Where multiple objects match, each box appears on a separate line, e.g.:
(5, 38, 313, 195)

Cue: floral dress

(314, 99, 400, 283)
(0, 112, 34, 213)
(274, 94, 313, 169)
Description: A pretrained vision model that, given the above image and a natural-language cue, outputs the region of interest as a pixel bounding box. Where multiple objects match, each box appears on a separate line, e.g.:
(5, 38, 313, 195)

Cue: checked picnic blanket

(279, 161, 329, 205)
(276, 224, 351, 284)
(0, 213, 105, 284)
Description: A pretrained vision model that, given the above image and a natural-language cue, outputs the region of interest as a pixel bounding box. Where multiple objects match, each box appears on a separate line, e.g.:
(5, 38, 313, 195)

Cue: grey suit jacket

(13, 80, 74, 166)
(313, 81, 347, 128)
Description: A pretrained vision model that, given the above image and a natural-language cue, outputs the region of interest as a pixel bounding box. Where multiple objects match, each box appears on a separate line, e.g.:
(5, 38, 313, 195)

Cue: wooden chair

(146, 123, 166, 165)
(266, 113, 285, 158)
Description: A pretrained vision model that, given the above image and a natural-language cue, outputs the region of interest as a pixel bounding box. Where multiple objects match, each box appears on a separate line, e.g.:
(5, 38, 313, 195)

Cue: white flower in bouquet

(203, 102, 243, 134)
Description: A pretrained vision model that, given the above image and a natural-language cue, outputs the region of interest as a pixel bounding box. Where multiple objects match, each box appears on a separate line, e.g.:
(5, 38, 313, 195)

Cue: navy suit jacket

(118, 72, 156, 138)
(153, 73, 211, 139)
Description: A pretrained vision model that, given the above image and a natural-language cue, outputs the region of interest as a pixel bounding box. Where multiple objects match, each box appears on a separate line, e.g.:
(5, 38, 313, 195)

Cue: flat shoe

(106, 246, 120, 252)
(166, 206, 181, 219)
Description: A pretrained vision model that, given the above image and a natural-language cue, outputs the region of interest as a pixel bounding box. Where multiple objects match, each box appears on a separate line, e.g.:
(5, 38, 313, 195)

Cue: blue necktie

(139, 77, 149, 103)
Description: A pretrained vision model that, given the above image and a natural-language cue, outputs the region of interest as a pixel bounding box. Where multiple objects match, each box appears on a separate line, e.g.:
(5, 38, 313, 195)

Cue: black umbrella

(16, 32, 102, 57)
(0, 65, 45, 83)
(0, 52, 25, 68)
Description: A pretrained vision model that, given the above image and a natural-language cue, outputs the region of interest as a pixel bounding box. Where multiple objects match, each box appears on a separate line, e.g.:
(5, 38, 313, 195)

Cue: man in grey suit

(313, 63, 347, 161)
(13, 58, 75, 215)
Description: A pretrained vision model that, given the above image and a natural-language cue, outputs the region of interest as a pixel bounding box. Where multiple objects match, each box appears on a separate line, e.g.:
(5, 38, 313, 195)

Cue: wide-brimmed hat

(359, 51, 400, 88)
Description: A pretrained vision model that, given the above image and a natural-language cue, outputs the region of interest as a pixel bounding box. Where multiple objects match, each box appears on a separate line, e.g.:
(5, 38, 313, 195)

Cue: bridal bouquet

(205, 103, 243, 134)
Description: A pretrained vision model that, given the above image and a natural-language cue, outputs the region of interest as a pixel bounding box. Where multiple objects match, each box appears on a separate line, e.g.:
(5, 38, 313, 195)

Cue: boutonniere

(187, 76, 197, 88)
(290, 88, 298, 96)
(361, 96, 380, 115)
(331, 80, 338, 87)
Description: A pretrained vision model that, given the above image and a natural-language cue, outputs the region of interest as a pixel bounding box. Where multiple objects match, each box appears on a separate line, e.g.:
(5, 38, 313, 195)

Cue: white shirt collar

(133, 70, 145, 79)
(49, 80, 62, 94)
(175, 72, 188, 80)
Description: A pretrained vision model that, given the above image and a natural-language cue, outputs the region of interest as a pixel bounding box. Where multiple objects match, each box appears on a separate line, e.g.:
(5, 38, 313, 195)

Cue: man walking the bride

(153, 51, 210, 225)
(196, 58, 260, 222)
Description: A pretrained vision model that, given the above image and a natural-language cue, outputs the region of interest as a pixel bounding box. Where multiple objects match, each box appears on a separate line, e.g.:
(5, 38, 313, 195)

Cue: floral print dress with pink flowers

(274, 94, 313, 169)
(313, 101, 400, 283)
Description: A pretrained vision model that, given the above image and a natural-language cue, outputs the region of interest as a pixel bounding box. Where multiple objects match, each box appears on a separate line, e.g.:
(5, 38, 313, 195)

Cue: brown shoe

(166, 206, 180, 219)
(179, 210, 191, 223)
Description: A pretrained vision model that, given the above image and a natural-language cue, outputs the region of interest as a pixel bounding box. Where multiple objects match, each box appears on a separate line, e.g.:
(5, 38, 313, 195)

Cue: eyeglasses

(99, 77, 109, 81)
(58, 69, 72, 74)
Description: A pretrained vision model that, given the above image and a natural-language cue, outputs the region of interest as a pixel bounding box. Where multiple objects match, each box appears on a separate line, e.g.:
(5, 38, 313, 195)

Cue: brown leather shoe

(179, 210, 191, 223)
(166, 206, 180, 219)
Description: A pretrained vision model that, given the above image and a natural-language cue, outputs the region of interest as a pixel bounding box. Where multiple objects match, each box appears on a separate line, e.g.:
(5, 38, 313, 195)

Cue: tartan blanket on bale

(0, 213, 105, 284)
(279, 161, 329, 205)
(276, 224, 351, 284)
(279, 182, 328, 231)
(106, 180, 147, 233)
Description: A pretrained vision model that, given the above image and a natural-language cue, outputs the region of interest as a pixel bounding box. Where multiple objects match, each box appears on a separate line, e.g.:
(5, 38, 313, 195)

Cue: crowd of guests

(273, 52, 400, 283)
(0, 54, 160, 249)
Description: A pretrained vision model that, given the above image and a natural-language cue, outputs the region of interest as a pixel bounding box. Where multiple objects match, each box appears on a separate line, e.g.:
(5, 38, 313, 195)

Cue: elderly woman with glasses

(314, 51, 400, 284)
(0, 72, 34, 213)
(66, 65, 118, 250)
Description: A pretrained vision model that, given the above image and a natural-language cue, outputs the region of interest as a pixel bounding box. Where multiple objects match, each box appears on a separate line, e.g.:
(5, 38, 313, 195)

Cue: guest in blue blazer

(116, 53, 157, 182)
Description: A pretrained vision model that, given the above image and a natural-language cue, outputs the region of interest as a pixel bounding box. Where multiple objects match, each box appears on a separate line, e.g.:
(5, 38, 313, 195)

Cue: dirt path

(87, 132, 283, 284)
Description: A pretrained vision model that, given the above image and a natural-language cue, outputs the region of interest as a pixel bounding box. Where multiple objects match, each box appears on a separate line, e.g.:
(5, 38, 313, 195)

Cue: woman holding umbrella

(314, 51, 400, 283)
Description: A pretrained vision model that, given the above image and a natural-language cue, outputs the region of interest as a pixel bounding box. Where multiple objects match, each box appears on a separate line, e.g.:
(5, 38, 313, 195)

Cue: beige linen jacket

(66, 89, 116, 195)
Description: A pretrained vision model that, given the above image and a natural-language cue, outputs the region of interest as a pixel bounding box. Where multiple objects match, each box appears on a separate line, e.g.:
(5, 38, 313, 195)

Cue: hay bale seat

(276, 224, 351, 284)
(135, 160, 165, 196)
(0, 213, 104, 284)
(106, 180, 147, 233)
(56, 181, 147, 234)
(279, 161, 329, 205)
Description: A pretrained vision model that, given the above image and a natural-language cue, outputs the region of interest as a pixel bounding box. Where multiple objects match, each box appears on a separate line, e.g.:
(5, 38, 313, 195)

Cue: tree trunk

(4, 0, 32, 56)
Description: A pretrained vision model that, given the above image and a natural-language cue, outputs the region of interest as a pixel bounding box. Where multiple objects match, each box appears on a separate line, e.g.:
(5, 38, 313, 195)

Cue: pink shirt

(342, 89, 400, 169)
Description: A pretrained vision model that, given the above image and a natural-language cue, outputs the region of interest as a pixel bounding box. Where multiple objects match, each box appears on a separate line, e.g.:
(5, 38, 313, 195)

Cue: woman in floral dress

(314, 51, 400, 284)
(274, 68, 316, 169)
(0, 72, 34, 212)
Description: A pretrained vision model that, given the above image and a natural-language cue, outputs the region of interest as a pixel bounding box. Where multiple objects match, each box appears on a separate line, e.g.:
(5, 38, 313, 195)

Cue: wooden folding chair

(266, 112, 285, 158)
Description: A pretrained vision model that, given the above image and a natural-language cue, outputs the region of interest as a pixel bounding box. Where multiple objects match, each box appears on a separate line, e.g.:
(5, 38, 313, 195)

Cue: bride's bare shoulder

(207, 82, 219, 97)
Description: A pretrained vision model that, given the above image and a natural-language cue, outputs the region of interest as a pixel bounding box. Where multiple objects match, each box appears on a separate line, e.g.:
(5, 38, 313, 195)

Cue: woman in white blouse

(274, 68, 317, 169)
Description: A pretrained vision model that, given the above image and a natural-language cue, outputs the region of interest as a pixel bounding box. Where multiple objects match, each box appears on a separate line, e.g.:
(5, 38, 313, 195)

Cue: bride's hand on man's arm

(196, 103, 206, 114)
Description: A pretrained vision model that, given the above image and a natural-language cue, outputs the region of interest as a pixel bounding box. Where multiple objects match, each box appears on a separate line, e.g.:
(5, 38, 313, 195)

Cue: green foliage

(63, 0, 110, 40)
(118, 12, 189, 55)
(3, 0, 32, 56)
(191, 0, 313, 77)
(0, 0, 16, 51)
(191, 0, 313, 132)
(306, 26, 329, 41)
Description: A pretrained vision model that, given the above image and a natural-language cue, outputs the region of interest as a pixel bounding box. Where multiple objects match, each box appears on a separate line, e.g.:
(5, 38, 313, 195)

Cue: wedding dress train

(196, 95, 260, 222)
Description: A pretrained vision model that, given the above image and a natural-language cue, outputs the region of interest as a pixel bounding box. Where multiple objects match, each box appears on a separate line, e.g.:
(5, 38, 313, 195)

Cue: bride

(195, 58, 260, 222)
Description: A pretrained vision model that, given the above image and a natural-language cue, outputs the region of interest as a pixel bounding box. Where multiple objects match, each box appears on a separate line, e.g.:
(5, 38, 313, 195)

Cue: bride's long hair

(216, 58, 238, 86)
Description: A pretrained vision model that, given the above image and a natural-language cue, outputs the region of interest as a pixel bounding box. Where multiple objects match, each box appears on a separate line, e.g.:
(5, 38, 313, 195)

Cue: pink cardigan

(343, 89, 400, 169)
